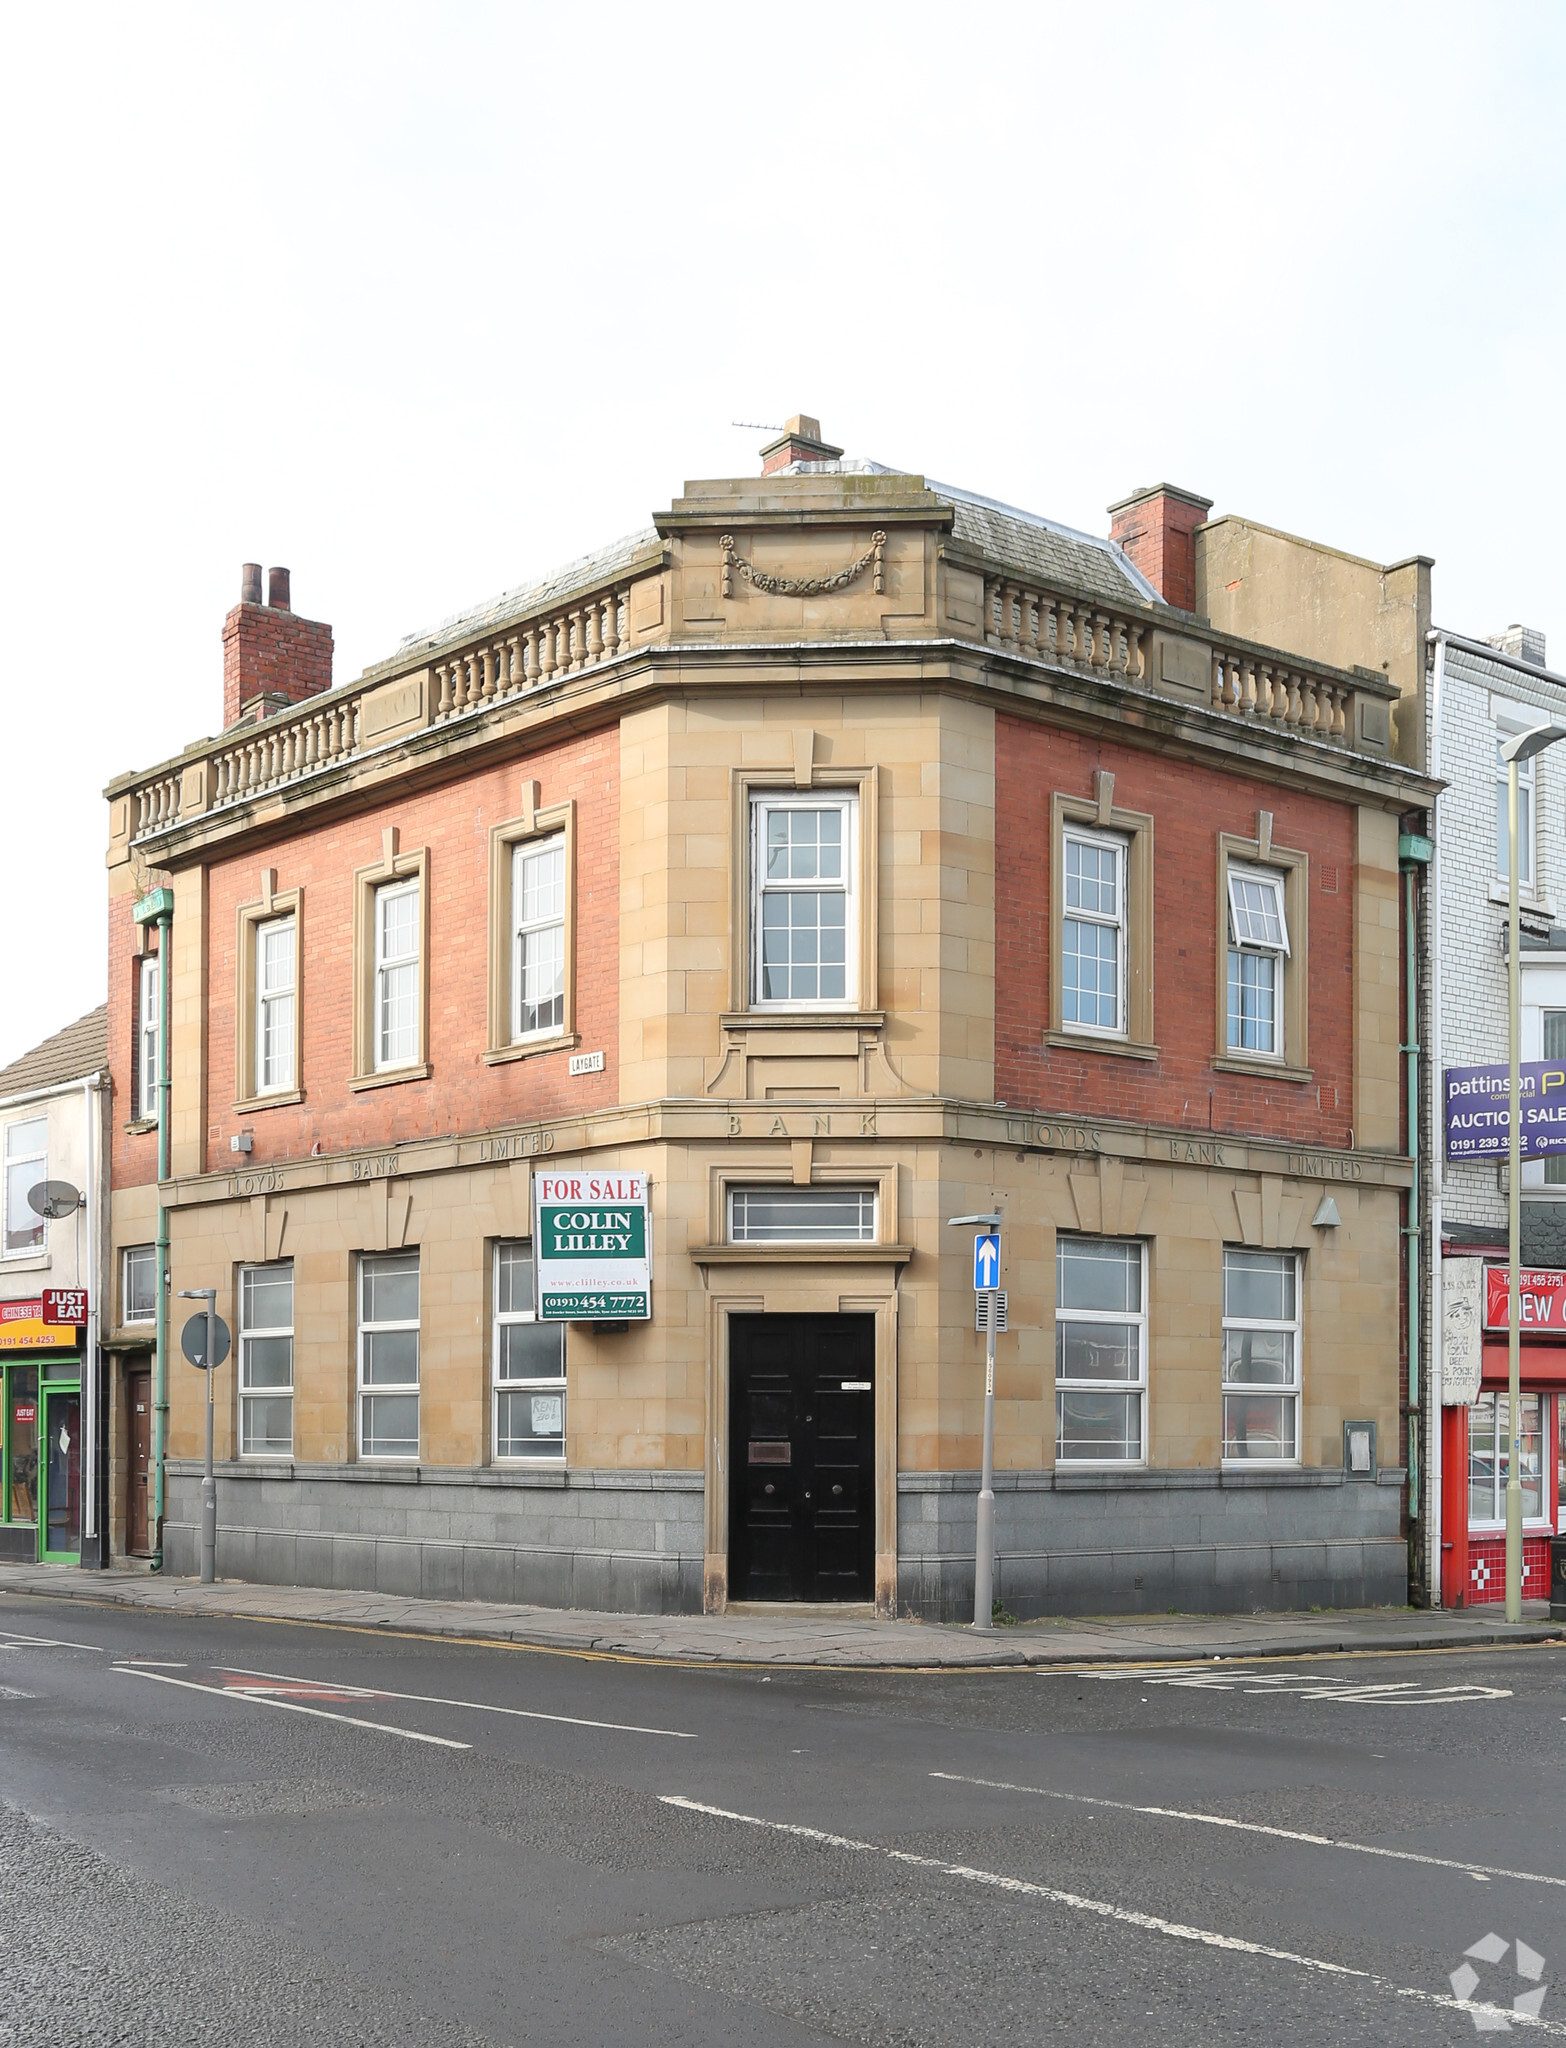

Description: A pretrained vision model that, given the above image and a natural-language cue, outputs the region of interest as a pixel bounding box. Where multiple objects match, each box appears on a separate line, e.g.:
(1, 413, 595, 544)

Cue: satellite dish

(28, 1180, 81, 1221)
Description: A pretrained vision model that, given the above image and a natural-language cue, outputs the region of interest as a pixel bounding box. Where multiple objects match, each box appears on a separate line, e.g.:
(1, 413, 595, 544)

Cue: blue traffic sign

(973, 1232, 1001, 1291)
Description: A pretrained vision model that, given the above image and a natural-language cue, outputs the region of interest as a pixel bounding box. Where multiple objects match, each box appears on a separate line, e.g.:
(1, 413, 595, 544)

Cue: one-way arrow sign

(973, 1232, 1001, 1291)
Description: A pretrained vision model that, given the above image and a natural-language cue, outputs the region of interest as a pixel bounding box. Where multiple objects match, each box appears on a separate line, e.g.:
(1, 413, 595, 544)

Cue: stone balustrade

(431, 585, 631, 723)
(982, 575, 1382, 754)
(134, 773, 182, 837)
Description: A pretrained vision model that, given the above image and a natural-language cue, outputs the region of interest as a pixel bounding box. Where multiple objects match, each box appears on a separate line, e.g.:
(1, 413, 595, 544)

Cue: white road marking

(930, 1772, 1566, 1891)
(216, 1663, 697, 1740)
(119, 1660, 188, 1668)
(0, 1686, 37, 1700)
(111, 1665, 470, 1749)
(659, 1795, 1566, 2035)
(1132, 1669, 1512, 1705)
(0, 1628, 106, 1652)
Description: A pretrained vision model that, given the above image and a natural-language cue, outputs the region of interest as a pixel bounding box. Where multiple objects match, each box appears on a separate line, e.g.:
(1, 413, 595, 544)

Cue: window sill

(491, 1457, 567, 1470)
(124, 1118, 158, 1137)
(721, 1010, 885, 1032)
(692, 1241, 913, 1267)
(233, 1089, 305, 1115)
(1044, 1031, 1159, 1062)
(1210, 1055, 1314, 1085)
(0, 1252, 51, 1273)
(349, 1063, 432, 1094)
(1221, 1458, 1303, 1474)
(1488, 883, 1555, 918)
(483, 1032, 579, 1068)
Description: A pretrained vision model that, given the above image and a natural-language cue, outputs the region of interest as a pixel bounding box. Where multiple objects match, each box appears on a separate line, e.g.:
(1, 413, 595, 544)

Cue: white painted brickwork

(1432, 638, 1566, 1231)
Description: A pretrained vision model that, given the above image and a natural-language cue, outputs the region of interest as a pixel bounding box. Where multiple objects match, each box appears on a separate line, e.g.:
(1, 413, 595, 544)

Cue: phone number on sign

(540, 1292, 649, 1320)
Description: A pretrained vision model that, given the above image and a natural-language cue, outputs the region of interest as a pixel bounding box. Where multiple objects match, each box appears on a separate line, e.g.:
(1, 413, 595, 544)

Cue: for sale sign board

(1444, 1061, 1566, 1158)
(533, 1171, 651, 1321)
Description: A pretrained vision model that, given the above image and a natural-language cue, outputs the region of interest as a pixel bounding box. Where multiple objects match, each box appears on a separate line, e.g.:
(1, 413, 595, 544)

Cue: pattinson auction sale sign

(533, 1172, 651, 1322)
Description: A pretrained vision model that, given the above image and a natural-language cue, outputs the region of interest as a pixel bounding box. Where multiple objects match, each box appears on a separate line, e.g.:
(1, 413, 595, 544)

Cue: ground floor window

(3, 1363, 38, 1523)
(1468, 1390, 1545, 1525)
(240, 1263, 294, 1457)
(493, 1241, 565, 1460)
(1221, 1248, 1301, 1462)
(358, 1252, 420, 1460)
(1055, 1237, 1146, 1462)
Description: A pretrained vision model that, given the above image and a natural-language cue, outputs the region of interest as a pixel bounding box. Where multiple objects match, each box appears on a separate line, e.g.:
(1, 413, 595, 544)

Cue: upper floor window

(3, 1118, 46, 1256)
(375, 880, 420, 1071)
(513, 835, 566, 1041)
(123, 1245, 157, 1323)
(256, 915, 296, 1094)
(751, 794, 857, 1008)
(1226, 865, 1290, 1058)
(1496, 732, 1536, 886)
(137, 954, 160, 1121)
(1061, 827, 1126, 1037)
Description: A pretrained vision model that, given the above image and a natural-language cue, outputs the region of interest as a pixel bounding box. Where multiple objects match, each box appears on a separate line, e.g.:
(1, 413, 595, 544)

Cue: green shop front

(0, 1299, 85, 1564)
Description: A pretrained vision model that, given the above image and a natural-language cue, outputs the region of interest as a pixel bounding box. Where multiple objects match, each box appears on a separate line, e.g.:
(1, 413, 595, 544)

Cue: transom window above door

(728, 1186, 876, 1244)
(751, 794, 858, 1008)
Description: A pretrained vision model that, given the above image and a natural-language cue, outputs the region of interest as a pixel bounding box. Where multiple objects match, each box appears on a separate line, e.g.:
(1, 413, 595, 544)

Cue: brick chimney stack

(1107, 483, 1214, 613)
(760, 414, 844, 476)
(222, 564, 333, 730)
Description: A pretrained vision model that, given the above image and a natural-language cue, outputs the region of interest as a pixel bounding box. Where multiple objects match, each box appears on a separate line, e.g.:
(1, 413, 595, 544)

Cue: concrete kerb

(1, 1566, 1562, 1671)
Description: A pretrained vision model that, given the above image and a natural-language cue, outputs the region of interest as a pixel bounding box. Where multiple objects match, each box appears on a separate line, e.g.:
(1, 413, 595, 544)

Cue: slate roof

(0, 1006, 108, 1099)
(389, 455, 1153, 665)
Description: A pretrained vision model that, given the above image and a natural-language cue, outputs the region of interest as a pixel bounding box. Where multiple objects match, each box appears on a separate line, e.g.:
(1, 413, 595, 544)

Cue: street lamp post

(178, 1286, 219, 1585)
(948, 1209, 1002, 1630)
(1499, 722, 1566, 1621)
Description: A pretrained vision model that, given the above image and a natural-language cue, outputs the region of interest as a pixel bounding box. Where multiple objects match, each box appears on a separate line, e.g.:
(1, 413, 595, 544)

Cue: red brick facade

(111, 730, 618, 1186)
(995, 714, 1356, 1146)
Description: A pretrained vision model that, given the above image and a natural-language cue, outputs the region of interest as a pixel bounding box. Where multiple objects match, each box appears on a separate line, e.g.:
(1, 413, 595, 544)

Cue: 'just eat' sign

(532, 1172, 651, 1322)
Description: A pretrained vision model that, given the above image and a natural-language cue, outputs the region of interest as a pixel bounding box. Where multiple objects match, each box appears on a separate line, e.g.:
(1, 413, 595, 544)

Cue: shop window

(492, 1241, 565, 1461)
(727, 1187, 877, 1244)
(137, 954, 160, 1121)
(3, 1118, 47, 1257)
(1055, 1237, 1146, 1463)
(123, 1245, 157, 1323)
(358, 1251, 419, 1460)
(1468, 1391, 1544, 1525)
(1226, 866, 1289, 1056)
(751, 793, 859, 1008)
(240, 1263, 293, 1458)
(5, 1366, 38, 1524)
(1222, 1248, 1301, 1463)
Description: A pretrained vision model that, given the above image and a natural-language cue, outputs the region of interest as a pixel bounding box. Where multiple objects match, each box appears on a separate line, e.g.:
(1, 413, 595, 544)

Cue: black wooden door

(729, 1314, 875, 1602)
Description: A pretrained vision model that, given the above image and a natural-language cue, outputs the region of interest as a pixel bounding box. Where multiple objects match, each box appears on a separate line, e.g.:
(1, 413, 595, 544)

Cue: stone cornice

(146, 1094, 1413, 1209)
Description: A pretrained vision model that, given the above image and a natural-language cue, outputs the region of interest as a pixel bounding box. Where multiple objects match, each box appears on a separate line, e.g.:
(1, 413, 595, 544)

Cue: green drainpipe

(132, 886, 174, 1571)
(1399, 833, 1432, 1565)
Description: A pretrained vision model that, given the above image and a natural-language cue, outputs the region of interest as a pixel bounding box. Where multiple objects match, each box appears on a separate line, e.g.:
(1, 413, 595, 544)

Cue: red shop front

(1441, 1262, 1566, 1607)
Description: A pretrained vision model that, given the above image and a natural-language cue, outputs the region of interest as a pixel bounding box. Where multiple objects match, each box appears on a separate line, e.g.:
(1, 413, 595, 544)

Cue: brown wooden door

(127, 1367, 151, 1555)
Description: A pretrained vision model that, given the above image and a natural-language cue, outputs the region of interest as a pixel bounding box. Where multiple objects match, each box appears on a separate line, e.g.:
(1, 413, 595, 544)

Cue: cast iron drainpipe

(1401, 855, 1422, 1547)
(152, 904, 171, 1570)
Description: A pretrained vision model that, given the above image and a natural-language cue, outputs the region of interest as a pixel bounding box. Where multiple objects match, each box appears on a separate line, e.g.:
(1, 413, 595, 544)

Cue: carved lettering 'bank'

(103, 421, 1433, 1616)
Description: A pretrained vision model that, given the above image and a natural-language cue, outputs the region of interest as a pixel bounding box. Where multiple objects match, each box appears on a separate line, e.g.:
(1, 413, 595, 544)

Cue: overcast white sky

(1, 2, 1561, 1068)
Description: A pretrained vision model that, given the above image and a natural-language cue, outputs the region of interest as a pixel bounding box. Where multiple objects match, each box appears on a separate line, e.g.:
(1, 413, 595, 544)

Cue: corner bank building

(105, 423, 1434, 1618)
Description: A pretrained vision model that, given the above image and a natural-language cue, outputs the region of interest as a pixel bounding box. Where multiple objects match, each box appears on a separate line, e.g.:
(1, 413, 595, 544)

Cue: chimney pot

(241, 562, 263, 605)
(267, 566, 292, 612)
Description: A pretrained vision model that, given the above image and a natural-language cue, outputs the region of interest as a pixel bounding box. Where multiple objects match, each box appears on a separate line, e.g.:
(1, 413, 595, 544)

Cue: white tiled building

(1426, 624, 1566, 1605)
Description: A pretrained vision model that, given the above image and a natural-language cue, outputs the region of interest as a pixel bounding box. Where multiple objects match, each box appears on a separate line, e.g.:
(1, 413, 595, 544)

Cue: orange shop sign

(0, 1298, 82, 1351)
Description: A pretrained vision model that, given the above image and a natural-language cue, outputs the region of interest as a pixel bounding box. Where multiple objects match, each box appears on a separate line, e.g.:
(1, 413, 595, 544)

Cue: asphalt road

(1, 1592, 1562, 2047)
